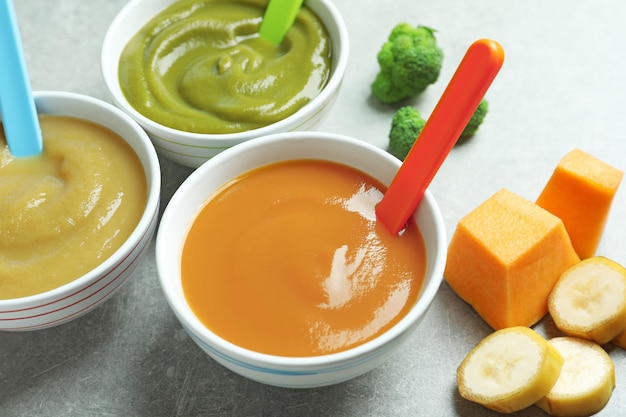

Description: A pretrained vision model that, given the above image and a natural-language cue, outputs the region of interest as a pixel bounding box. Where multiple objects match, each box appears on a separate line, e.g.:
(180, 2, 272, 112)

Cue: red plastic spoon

(376, 39, 505, 235)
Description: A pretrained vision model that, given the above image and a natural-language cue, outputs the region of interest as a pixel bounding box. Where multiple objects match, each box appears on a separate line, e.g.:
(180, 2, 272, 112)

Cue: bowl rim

(100, 0, 350, 141)
(156, 131, 447, 369)
(0, 90, 161, 309)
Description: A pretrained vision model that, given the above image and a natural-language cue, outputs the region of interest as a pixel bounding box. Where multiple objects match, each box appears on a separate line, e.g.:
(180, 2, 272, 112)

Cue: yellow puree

(118, 0, 332, 134)
(0, 116, 147, 299)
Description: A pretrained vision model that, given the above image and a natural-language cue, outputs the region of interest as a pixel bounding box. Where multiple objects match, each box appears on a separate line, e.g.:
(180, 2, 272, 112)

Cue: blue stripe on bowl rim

(182, 322, 403, 378)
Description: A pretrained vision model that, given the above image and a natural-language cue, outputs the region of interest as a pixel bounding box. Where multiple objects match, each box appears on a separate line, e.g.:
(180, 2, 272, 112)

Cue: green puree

(118, 0, 332, 134)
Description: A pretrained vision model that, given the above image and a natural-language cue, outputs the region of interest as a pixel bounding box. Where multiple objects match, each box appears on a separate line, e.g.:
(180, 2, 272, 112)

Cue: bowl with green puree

(101, 0, 349, 168)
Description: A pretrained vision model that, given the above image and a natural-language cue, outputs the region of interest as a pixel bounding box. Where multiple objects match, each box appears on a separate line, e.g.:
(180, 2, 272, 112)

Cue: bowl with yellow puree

(0, 91, 160, 331)
(101, 0, 349, 168)
(156, 132, 447, 388)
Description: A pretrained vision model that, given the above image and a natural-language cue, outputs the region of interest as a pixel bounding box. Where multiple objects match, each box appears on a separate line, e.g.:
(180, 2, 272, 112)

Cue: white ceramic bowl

(101, 0, 349, 168)
(0, 91, 161, 331)
(156, 132, 446, 388)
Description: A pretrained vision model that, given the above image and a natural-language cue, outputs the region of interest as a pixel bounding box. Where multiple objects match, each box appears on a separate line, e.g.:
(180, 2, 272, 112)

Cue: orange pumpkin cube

(536, 149, 623, 259)
(445, 188, 580, 330)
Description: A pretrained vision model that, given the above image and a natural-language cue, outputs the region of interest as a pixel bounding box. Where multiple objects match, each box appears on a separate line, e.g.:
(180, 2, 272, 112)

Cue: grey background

(2, 0, 626, 416)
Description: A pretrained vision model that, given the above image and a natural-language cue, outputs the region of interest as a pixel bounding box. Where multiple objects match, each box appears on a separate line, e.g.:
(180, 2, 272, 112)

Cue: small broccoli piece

(388, 106, 426, 160)
(371, 24, 443, 104)
(460, 99, 489, 139)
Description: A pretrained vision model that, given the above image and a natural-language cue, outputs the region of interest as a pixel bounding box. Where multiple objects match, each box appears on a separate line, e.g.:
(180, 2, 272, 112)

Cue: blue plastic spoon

(259, 0, 304, 44)
(0, 0, 42, 157)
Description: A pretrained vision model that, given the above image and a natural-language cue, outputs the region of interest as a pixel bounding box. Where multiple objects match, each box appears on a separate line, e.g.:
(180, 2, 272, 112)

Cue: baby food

(0, 115, 147, 299)
(119, 0, 332, 134)
(182, 160, 426, 356)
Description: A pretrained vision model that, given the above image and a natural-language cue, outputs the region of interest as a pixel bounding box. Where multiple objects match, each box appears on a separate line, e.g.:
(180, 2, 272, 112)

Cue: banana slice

(457, 326, 564, 414)
(548, 257, 626, 344)
(613, 330, 626, 349)
(535, 337, 615, 416)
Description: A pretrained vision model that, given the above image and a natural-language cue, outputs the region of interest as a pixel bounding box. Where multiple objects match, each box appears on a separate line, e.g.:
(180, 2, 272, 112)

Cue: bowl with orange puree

(156, 132, 446, 388)
(0, 91, 160, 331)
(101, 0, 348, 168)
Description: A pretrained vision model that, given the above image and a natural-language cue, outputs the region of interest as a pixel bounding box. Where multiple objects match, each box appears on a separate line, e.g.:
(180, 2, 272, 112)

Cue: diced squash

(536, 149, 623, 259)
(445, 188, 580, 330)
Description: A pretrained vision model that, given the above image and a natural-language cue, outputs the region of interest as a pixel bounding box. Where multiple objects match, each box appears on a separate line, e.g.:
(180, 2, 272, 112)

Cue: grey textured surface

(2, 0, 626, 416)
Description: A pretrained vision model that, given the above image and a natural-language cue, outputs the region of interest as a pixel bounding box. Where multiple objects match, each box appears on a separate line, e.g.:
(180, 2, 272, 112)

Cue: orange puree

(182, 160, 426, 356)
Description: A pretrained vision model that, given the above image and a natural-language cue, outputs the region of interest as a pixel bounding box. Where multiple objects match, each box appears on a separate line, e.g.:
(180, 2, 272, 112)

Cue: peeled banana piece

(548, 256, 626, 344)
(457, 326, 564, 414)
(535, 337, 615, 417)
(613, 330, 626, 349)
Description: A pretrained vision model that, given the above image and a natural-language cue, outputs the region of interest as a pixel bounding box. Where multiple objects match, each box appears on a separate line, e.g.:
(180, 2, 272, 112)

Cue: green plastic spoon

(259, 0, 304, 44)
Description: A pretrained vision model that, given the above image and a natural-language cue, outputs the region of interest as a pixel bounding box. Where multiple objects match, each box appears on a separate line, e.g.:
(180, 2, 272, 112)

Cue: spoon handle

(376, 39, 504, 235)
(259, 0, 304, 44)
(0, 0, 42, 157)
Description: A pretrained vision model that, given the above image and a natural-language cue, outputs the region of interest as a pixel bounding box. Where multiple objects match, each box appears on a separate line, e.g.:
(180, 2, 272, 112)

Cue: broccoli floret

(388, 100, 490, 160)
(371, 24, 443, 104)
(460, 99, 489, 139)
(388, 106, 426, 160)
